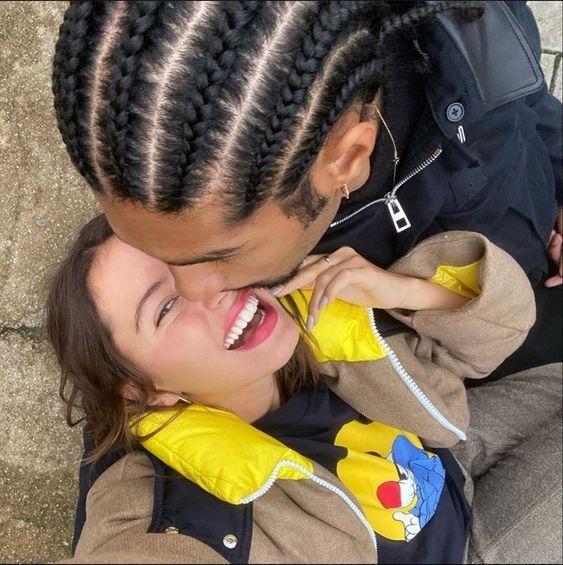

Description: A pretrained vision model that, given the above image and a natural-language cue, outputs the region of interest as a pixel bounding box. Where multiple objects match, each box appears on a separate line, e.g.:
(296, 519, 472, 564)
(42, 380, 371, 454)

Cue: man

(53, 1, 561, 375)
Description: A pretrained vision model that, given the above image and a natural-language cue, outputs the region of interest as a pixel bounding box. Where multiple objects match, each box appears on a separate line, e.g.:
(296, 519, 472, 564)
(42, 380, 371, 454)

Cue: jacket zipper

(366, 308, 467, 441)
(329, 147, 443, 232)
(239, 459, 378, 558)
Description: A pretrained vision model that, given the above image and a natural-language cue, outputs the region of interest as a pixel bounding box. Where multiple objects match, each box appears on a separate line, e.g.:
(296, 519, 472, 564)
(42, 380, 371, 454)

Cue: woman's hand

(277, 247, 469, 331)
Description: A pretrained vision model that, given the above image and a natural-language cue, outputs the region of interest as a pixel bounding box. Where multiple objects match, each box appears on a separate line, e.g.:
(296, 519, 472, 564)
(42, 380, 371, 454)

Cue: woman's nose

(168, 264, 226, 304)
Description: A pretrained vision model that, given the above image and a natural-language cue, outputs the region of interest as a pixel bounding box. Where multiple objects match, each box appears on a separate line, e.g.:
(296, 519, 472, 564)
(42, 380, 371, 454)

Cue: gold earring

(177, 395, 192, 405)
(340, 183, 350, 199)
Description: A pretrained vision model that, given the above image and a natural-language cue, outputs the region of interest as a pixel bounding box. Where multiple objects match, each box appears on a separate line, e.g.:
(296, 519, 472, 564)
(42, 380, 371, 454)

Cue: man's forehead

(99, 193, 243, 248)
(98, 193, 298, 261)
(98, 191, 232, 229)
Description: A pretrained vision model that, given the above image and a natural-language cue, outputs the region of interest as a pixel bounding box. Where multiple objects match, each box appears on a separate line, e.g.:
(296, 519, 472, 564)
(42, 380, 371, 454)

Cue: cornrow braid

(281, 55, 384, 199)
(378, 0, 479, 48)
(100, 1, 162, 199)
(247, 1, 383, 204)
(212, 1, 320, 215)
(52, 0, 102, 189)
(272, 27, 383, 200)
(155, 1, 262, 212)
(376, 0, 485, 74)
(52, 1, 485, 226)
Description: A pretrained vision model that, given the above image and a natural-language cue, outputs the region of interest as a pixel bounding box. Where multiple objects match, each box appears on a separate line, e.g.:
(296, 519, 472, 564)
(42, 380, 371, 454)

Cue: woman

(47, 215, 561, 563)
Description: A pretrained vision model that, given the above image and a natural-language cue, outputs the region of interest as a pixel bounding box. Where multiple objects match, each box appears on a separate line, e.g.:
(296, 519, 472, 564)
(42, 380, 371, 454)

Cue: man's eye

(156, 297, 177, 327)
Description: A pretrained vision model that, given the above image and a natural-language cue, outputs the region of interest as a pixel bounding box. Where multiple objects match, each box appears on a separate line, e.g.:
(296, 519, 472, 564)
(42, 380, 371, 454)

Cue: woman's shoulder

(69, 450, 229, 563)
(74, 451, 154, 553)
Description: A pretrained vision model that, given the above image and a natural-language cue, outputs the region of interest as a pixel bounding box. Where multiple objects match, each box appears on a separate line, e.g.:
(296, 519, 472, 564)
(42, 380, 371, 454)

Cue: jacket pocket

(448, 166, 489, 210)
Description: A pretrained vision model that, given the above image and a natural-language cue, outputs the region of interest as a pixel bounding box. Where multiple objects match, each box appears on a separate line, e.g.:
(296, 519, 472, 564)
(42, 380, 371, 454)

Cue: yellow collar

(282, 290, 386, 362)
(133, 405, 313, 504)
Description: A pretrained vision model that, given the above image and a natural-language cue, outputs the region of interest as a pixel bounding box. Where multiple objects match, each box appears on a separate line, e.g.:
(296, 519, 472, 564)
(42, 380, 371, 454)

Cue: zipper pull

(385, 195, 411, 233)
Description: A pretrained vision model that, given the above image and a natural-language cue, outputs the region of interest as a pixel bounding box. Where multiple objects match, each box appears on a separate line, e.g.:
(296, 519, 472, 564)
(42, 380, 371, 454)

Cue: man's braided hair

(52, 0, 483, 223)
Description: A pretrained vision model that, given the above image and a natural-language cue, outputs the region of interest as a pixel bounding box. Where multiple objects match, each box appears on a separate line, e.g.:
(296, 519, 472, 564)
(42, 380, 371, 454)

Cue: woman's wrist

(397, 277, 470, 311)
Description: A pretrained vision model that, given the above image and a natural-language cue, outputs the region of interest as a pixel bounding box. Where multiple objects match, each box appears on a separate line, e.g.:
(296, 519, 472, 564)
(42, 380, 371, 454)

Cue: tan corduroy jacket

(60, 232, 535, 564)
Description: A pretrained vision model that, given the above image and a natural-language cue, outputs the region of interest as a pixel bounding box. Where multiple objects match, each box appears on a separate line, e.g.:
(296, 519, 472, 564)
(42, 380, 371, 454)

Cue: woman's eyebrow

(135, 278, 165, 332)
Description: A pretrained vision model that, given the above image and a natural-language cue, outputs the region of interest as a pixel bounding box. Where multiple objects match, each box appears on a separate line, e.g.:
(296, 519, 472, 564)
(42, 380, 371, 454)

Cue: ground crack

(0, 325, 44, 341)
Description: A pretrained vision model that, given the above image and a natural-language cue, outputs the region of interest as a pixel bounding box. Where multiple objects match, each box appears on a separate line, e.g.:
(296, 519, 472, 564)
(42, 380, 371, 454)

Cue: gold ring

(323, 255, 334, 268)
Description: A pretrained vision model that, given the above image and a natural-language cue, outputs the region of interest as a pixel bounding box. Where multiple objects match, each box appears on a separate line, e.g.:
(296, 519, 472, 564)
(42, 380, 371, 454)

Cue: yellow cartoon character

(335, 420, 445, 541)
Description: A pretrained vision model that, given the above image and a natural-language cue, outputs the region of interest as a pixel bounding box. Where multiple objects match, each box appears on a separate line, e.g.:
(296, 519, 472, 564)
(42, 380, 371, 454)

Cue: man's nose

(168, 264, 227, 303)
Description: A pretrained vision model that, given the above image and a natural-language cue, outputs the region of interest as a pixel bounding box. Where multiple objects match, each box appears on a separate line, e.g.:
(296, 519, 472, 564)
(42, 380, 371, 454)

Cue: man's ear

(122, 383, 180, 407)
(328, 120, 377, 182)
(311, 114, 379, 198)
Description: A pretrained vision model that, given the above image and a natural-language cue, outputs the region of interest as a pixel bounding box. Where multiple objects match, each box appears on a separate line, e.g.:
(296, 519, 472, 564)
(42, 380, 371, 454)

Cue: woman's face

(88, 236, 299, 415)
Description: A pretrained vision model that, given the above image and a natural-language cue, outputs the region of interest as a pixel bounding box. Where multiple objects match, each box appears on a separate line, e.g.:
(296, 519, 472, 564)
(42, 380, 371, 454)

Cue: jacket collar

(285, 291, 386, 362)
(133, 405, 313, 505)
(419, 1, 543, 140)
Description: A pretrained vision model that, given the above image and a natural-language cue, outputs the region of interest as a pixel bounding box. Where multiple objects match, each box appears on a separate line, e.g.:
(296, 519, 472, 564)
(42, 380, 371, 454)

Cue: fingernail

(319, 296, 328, 311)
(306, 315, 315, 333)
(271, 284, 284, 296)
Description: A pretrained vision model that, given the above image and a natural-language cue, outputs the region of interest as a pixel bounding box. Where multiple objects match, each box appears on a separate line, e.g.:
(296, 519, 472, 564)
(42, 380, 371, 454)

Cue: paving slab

(531, 0, 563, 101)
(0, 334, 83, 563)
(529, 0, 563, 52)
(0, 1, 100, 329)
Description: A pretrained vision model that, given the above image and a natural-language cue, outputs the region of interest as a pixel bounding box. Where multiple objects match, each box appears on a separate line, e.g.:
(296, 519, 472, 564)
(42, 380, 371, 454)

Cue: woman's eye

(156, 297, 177, 327)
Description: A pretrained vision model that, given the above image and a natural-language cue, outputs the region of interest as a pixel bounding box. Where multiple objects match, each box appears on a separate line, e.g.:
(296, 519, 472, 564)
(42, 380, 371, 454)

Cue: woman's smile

(224, 290, 279, 350)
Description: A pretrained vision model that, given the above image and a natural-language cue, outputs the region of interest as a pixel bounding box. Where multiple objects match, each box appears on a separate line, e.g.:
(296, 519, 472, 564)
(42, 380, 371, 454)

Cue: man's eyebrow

(135, 279, 165, 332)
(164, 246, 243, 267)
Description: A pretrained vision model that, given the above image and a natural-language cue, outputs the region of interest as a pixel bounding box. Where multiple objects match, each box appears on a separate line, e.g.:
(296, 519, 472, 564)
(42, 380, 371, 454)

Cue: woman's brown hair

(46, 214, 320, 462)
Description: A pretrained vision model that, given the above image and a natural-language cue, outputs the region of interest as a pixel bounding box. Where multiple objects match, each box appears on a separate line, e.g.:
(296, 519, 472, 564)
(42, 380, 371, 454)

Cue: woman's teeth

(224, 295, 260, 349)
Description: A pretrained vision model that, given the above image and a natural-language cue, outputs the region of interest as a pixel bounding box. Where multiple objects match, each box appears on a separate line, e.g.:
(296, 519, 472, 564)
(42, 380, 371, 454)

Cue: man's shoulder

(436, 1, 543, 109)
(421, 1, 544, 139)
